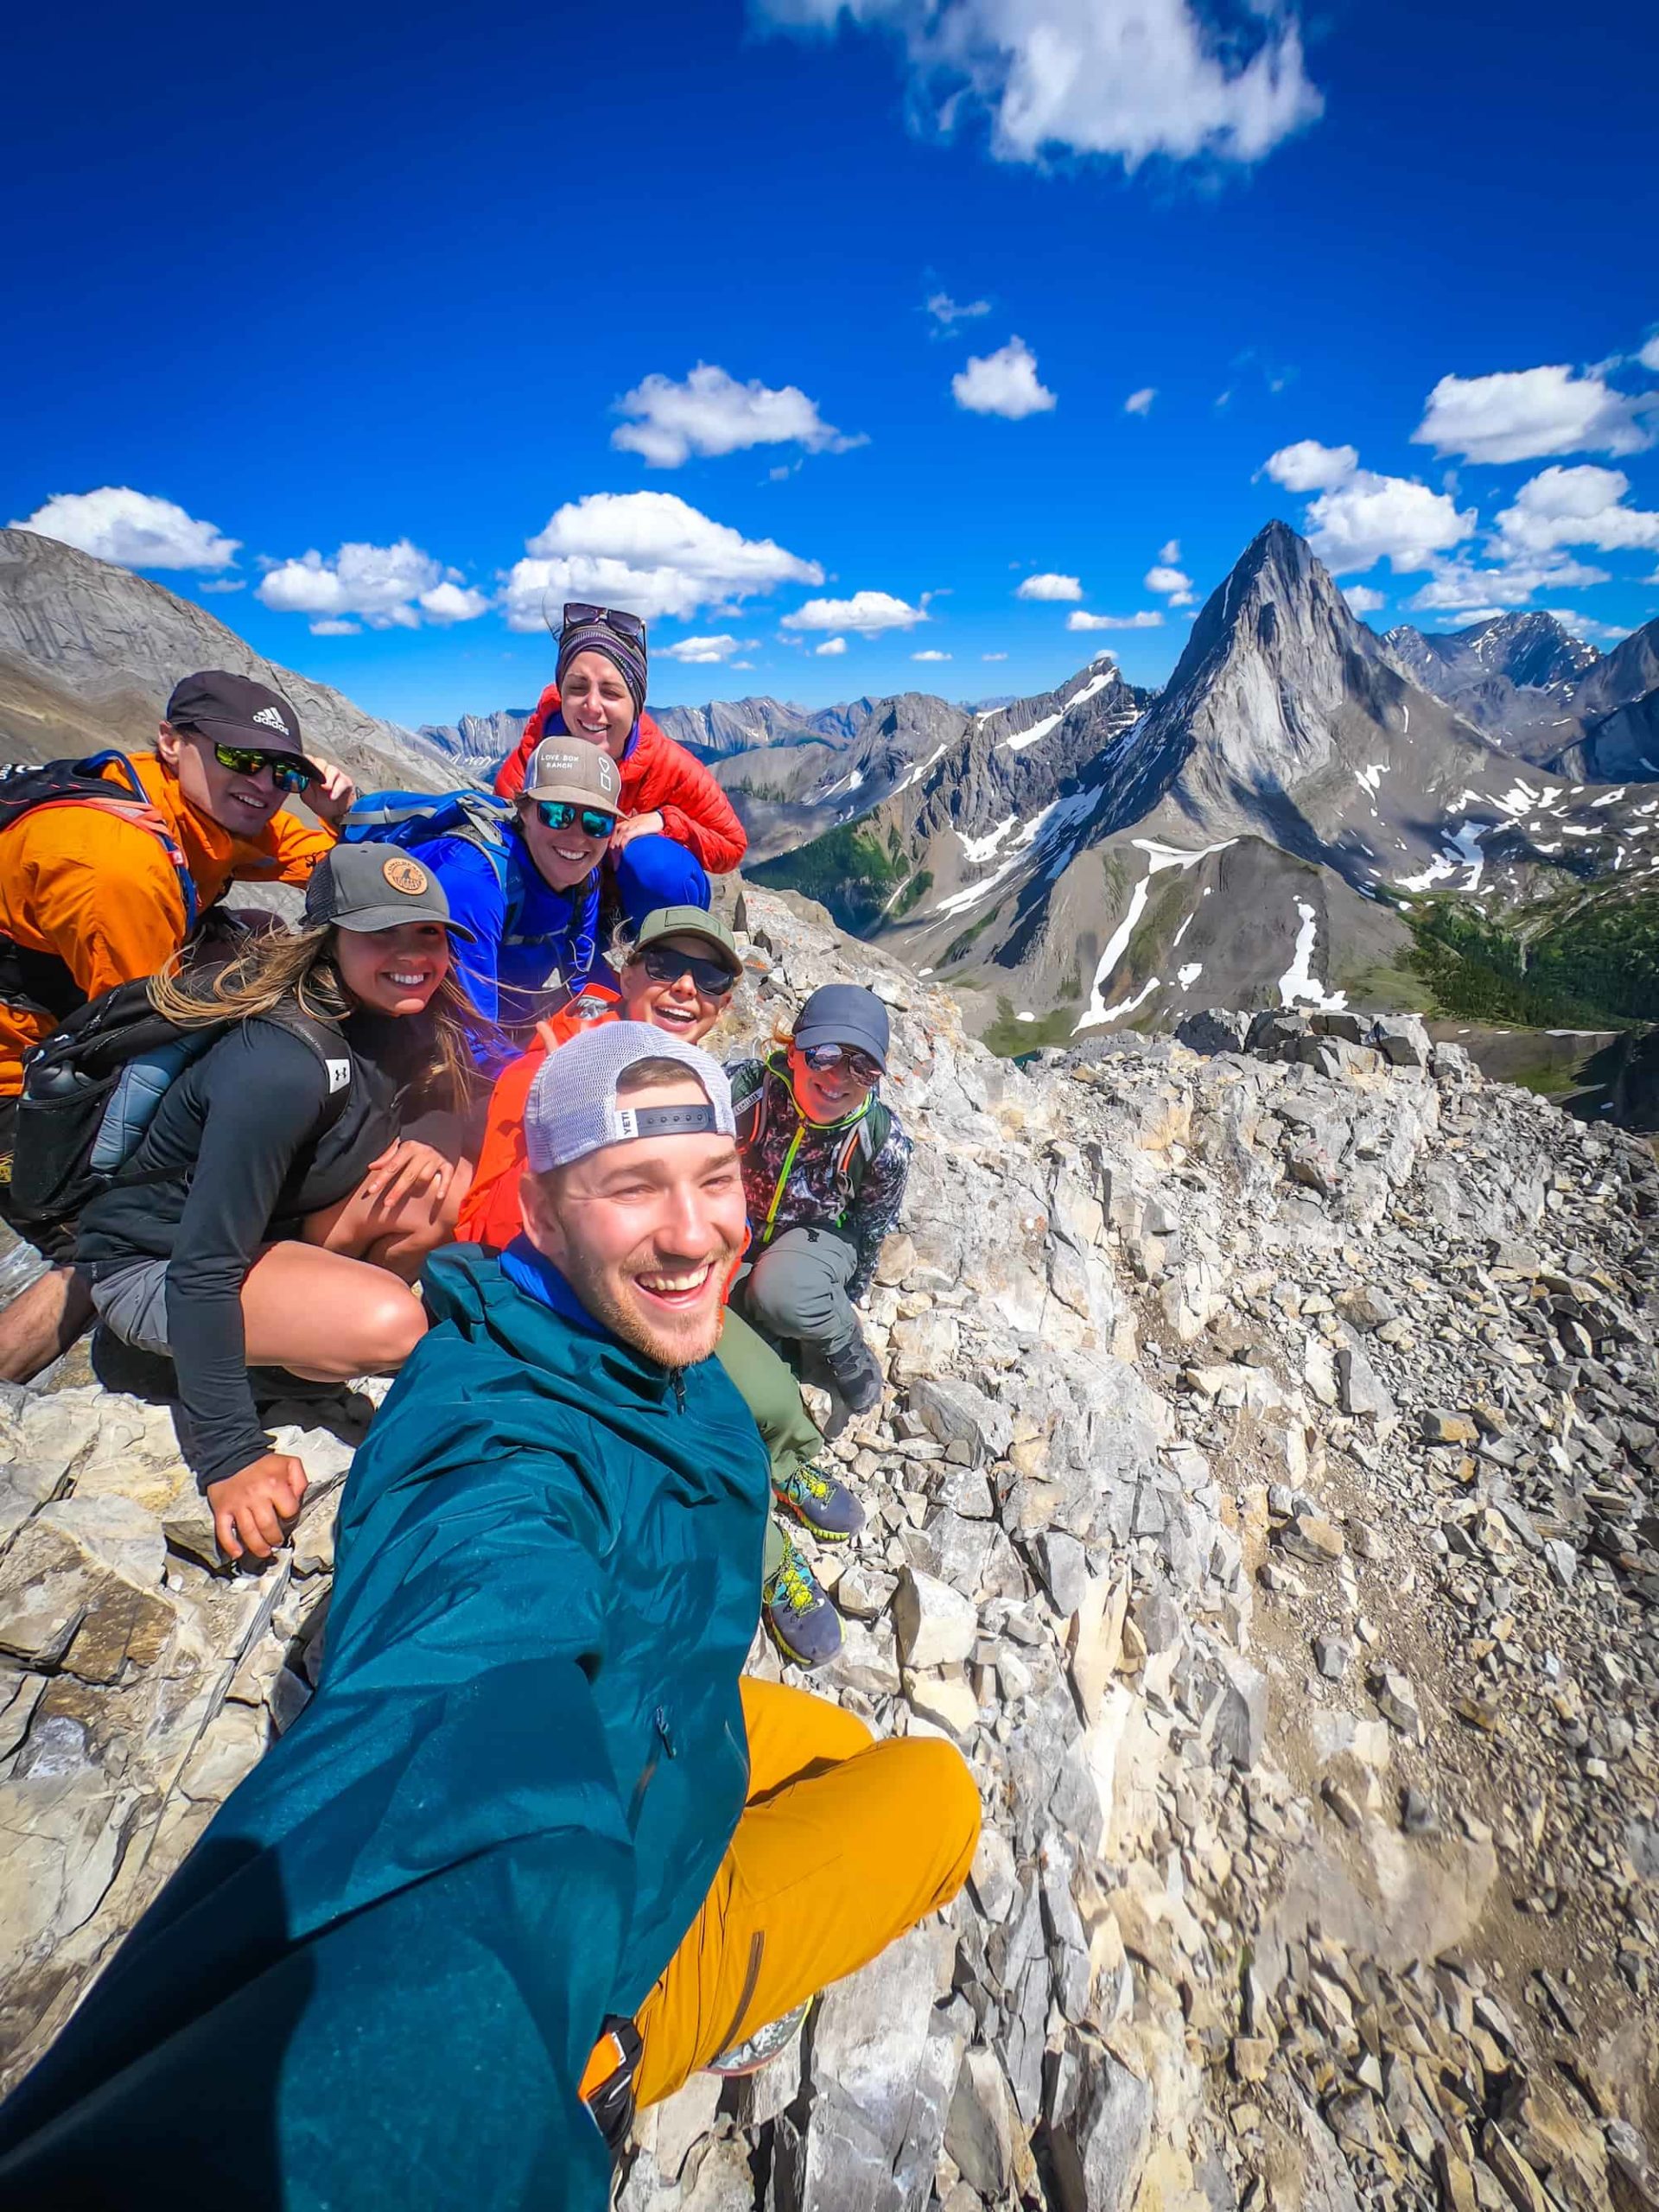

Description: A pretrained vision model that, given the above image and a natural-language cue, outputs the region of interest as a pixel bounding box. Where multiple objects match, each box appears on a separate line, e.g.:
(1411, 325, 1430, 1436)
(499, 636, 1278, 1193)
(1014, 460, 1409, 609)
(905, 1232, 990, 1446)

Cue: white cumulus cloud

(613, 363, 861, 467)
(1144, 563, 1192, 595)
(658, 634, 747, 664)
(505, 492, 823, 629)
(12, 486, 240, 570)
(1640, 335, 1659, 373)
(309, 619, 362, 637)
(782, 590, 927, 635)
(1067, 609, 1163, 631)
(1016, 571, 1083, 600)
(1124, 387, 1156, 416)
(257, 541, 491, 631)
(1412, 365, 1659, 465)
(814, 637, 849, 656)
(951, 337, 1056, 418)
(926, 290, 991, 330)
(1158, 538, 1181, 563)
(1404, 553, 1609, 615)
(754, 0, 1322, 169)
(912, 649, 952, 660)
(1262, 439, 1359, 493)
(1494, 465, 1659, 555)
(1343, 584, 1385, 615)
(1305, 472, 1473, 575)
(982, 651, 1008, 661)
(418, 581, 493, 624)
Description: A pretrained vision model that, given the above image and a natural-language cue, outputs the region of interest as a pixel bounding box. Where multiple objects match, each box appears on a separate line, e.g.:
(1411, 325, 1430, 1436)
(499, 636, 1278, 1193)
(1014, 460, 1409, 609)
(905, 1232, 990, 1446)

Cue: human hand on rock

(207, 1452, 308, 1562)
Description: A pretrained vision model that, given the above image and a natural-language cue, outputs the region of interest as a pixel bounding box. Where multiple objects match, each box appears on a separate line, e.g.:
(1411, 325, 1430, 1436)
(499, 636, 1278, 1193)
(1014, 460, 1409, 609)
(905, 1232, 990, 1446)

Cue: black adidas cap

(303, 844, 477, 941)
(165, 670, 307, 754)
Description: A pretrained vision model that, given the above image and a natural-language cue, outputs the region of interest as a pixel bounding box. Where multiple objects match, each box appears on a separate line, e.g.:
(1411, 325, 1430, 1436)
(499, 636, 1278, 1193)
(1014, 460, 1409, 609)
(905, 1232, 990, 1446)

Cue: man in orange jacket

(0, 670, 354, 1379)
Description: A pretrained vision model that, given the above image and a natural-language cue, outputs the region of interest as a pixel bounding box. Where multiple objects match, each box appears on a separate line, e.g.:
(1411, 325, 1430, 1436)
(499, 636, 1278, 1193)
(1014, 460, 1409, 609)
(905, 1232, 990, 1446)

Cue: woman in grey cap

(727, 982, 911, 1409)
(724, 983, 912, 1661)
(73, 846, 483, 1564)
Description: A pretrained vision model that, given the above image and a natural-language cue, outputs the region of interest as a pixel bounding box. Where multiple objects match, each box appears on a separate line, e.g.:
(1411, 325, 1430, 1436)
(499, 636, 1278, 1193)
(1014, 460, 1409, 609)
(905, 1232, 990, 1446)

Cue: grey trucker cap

(523, 1020, 735, 1174)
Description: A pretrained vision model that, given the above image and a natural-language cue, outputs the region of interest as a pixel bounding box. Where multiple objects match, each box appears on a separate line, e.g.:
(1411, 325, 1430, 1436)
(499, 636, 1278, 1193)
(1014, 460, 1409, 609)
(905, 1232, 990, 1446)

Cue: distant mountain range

(5, 517, 1656, 1064)
(752, 522, 1659, 1049)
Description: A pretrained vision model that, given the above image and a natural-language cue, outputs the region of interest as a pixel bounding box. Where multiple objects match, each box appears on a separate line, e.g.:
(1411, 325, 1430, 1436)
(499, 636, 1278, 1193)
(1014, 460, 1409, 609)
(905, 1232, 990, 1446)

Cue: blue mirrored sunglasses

(536, 799, 617, 839)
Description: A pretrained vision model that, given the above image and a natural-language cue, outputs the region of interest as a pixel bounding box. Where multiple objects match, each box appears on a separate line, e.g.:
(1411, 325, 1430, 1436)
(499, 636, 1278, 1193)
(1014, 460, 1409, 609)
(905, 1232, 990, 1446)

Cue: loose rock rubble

(0, 901, 1655, 2212)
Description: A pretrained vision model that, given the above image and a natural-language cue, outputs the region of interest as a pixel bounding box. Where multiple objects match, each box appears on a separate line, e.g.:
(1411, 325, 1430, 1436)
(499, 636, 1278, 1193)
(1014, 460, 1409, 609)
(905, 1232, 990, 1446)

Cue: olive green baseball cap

(632, 905, 741, 976)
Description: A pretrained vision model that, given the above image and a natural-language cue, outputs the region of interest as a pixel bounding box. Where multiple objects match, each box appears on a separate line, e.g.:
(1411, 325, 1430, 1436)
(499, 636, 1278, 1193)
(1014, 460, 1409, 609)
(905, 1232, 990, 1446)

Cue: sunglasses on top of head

(800, 1042, 881, 1084)
(561, 602, 647, 650)
(208, 741, 322, 795)
(534, 799, 618, 839)
(638, 944, 738, 997)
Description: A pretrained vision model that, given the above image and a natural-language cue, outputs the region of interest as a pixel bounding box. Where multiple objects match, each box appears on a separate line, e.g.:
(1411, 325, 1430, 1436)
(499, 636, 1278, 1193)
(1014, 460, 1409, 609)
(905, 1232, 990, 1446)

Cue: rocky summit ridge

(2, 881, 1655, 2212)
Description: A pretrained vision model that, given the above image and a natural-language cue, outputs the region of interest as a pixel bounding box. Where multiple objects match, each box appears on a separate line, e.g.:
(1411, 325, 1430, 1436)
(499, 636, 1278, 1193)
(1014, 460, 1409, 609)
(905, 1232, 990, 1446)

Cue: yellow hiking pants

(608, 1679, 981, 2108)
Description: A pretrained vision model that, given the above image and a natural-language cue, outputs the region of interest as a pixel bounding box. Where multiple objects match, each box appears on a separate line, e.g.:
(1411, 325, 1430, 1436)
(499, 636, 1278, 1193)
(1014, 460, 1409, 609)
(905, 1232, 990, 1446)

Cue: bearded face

(520, 1077, 747, 1368)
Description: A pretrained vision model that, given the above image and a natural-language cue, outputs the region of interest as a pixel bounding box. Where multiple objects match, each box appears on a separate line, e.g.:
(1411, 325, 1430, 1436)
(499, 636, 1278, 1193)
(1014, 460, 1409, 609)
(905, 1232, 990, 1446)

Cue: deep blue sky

(5, 0, 1656, 729)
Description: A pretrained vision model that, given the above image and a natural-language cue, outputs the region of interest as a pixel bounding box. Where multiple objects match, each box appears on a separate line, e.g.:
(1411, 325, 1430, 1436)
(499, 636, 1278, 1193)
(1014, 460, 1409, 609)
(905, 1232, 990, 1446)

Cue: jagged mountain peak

(1163, 518, 1366, 706)
(1385, 609, 1599, 701)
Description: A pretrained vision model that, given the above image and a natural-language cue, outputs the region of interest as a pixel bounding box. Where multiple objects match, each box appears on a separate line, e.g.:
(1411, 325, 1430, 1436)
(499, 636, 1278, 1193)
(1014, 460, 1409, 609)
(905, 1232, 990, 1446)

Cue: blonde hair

(149, 924, 484, 1106)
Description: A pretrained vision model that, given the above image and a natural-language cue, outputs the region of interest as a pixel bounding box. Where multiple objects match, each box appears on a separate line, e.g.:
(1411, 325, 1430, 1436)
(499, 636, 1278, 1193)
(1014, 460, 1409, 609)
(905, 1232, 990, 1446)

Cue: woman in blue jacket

(413, 738, 622, 1066)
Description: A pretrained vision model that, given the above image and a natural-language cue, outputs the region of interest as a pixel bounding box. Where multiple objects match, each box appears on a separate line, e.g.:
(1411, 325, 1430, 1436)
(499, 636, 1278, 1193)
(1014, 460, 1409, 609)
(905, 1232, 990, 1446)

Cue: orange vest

(456, 988, 622, 1249)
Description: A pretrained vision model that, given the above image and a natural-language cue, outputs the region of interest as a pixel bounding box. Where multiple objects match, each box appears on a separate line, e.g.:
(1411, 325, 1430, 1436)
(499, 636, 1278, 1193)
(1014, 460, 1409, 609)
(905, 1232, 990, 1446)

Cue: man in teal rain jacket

(0, 1023, 978, 2210)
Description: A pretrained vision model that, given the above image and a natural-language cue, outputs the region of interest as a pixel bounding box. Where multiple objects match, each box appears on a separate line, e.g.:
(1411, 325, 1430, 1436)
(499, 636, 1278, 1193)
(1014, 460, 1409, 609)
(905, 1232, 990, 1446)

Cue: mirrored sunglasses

(638, 944, 738, 996)
(535, 799, 618, 839)
(801, 1042, 880, 1084)
(562, 601, 647, 648)
(211, 742, 321, 795)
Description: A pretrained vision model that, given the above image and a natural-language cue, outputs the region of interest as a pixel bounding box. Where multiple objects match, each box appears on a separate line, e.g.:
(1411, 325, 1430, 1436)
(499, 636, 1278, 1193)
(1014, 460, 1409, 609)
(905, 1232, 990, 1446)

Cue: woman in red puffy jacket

(494, 602, 746, 924)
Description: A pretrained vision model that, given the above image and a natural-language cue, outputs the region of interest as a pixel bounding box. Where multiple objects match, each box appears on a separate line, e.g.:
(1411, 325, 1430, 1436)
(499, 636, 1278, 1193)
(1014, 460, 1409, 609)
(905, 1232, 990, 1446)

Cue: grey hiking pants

(735, 1224, 861, 1362)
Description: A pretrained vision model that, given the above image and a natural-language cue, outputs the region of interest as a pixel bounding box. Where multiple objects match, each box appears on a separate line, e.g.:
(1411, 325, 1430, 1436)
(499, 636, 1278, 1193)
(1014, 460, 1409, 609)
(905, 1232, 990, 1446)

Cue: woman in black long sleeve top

(75, 847, 481, 1561)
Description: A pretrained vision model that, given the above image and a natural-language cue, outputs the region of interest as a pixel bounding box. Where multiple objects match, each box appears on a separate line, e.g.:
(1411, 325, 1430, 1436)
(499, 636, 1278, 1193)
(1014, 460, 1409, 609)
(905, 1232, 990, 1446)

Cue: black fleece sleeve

(163, 1029, 331, 1491)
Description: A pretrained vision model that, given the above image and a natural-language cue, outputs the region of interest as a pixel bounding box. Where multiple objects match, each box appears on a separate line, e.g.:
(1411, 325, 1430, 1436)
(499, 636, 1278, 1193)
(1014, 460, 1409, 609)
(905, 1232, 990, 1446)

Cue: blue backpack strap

(344, 788, 514, 895)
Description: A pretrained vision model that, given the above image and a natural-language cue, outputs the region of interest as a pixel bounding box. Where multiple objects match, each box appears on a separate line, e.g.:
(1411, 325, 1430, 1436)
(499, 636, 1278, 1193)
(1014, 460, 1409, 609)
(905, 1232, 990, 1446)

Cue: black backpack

(6, 982, 351, 1232)
(0, 752, 201, 1020)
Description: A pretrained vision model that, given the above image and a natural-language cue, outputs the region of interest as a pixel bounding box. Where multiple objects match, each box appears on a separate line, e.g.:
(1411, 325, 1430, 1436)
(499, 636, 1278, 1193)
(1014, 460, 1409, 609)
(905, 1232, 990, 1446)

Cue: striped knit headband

(556, 618, 649, 715)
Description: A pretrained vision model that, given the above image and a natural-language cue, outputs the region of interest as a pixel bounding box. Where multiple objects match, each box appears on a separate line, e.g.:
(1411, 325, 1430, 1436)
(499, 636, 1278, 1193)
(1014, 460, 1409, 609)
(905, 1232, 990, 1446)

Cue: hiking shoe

(706, 1999, 812, 2079)
(772, 1461, 866, 1544)
(823, 1328, 884, 1415)
(762, 1529, 842, 1670)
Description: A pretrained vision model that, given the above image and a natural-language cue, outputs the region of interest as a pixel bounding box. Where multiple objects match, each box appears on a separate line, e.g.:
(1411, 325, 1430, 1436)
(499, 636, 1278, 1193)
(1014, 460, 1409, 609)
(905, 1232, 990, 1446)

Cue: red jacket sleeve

(628, 725, 748, 874)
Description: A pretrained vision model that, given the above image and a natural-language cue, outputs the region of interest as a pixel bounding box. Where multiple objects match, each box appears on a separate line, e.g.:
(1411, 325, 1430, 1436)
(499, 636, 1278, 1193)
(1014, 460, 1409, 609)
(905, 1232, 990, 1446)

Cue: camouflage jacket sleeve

(846, 1118, 912, 1303)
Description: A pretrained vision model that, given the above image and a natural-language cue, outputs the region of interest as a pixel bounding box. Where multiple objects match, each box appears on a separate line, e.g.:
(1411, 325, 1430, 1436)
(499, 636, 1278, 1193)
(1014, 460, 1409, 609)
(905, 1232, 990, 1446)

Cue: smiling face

(517, 797, 613, 890)
(520, 1073, 747, 1367)
(785, 1037, 877, 1123)
(333, 921, 451, 1017)
(558, 649, 637, 758)
(617, 935, 734, 1045)
(157, 721, 288, 837)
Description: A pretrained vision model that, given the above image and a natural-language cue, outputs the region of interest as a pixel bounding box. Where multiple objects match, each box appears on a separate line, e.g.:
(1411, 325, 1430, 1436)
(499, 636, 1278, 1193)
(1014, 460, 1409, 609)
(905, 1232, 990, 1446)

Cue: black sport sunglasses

(210, 742, 322, 795)
(561, 602, 647, 649)
(535, 799, 617, 839)
(638, 944, 738, 996)
(800, 1042, 881, 1084)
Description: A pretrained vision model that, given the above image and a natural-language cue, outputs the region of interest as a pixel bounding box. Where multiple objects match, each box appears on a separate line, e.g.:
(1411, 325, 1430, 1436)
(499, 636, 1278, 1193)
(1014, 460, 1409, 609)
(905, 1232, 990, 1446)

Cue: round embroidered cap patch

(382, 855, 429, 896)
